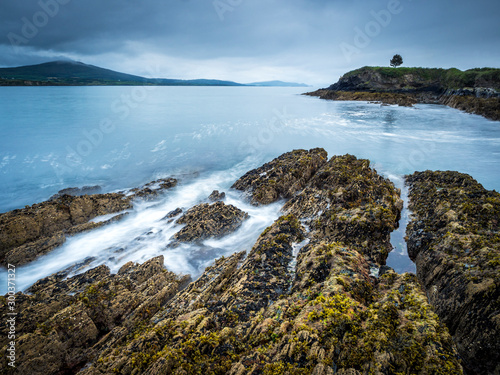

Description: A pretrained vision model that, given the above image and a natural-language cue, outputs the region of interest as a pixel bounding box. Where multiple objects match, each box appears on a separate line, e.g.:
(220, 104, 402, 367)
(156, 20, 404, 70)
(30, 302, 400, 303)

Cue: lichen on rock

(172, 201, 249, 243)
(406, 170, 500, 375)
(1, 151, 477, 375)
(231, 148, 328, 205)
(0, 177, 178, 267)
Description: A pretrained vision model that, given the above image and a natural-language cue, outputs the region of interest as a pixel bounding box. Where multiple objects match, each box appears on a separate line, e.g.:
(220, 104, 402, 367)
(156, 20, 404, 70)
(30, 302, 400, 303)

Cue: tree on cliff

(390, 54, 403, 67)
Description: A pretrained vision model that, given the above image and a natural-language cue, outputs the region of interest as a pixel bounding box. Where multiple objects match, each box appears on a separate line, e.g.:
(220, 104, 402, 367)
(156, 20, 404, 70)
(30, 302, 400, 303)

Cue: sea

(1, 86, 499, 293)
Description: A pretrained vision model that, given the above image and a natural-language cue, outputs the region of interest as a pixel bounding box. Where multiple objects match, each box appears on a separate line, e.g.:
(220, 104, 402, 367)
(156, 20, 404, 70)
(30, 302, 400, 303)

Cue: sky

(0, 0, 499, 86)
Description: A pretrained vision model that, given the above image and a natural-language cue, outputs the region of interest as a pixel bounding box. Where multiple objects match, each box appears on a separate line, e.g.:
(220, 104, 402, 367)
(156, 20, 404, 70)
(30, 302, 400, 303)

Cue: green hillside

(0, 61, 244, 86)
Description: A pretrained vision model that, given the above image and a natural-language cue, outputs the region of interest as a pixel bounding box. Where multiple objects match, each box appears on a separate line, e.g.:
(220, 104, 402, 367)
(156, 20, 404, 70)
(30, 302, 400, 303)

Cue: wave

(0, 158, 282, 293)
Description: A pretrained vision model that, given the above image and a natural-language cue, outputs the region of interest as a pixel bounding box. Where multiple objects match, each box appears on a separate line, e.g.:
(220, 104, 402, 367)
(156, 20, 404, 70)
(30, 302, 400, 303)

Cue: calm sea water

(1, 86, 499, 291)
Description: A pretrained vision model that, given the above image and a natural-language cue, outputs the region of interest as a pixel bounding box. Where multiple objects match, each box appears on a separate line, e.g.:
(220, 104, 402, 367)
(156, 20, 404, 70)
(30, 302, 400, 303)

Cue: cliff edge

(306, 67, 500, 121)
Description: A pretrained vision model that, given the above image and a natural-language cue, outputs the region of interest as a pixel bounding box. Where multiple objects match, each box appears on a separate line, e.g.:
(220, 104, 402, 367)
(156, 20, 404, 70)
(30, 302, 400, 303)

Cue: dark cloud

(0, 0, 499, 85)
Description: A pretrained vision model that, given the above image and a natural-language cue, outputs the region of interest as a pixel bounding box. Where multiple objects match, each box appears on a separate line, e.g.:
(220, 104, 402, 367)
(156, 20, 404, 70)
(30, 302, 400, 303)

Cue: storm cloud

(0, 0, 499, 85)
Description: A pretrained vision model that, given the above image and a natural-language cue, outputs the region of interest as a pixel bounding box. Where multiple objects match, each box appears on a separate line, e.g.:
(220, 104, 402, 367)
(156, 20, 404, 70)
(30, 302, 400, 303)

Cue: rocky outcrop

(231, 148, 328, 204)
(0, 194, 132, 267)
(406, 171, 500, 375)
(208, 190, 226, 202)
(325, 68, 443, 95)
(76, 150, 461, 375)
(0, 178, 177, 267)
(439, 94, 500, 121)
(306, 67, 500, 120)
(307, 89, 419, 107)
(1, 149, 469, 374)
(49, 185, 102, 200)
(0, 256, 189, 374)
(129, 178, 178, 200)
(282, 154, 402, 265)
(172, 201, 249, 243)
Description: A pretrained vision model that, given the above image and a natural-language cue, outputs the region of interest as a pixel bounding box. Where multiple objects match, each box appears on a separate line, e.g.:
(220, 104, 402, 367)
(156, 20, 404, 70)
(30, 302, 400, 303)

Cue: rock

(208, 190, 225, 202)
(0, 256, 187, 374)
(283, 154, 403, 264)
(129, 178, 178, 200)
(172, 201, 249, 243)
(0, 193, 133, 266)
(306, 90, 419, 107)
(1, 151, 470, 374)
(80, 151, 461, 375)
(440, 94, 500, 121)
(406, 170, 500, 375)
(231, 148, 328, 205)
(162, 207, 182, 220)
(49, 185, 102, 200)
(305, 66, 500, 121)
(0, 178, 177, 267)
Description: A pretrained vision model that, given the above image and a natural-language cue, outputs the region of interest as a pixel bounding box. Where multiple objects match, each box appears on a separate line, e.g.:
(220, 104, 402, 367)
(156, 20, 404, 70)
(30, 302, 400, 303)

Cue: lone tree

(390, 54, 403, 68)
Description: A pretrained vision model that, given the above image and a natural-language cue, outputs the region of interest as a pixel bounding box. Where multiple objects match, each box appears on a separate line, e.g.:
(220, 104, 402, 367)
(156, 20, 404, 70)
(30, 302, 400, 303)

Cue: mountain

(0, 61, 309, 87)
(0, 61, 148, 84)
(247, 80, 310, 87)
(0, 61, 244, 86)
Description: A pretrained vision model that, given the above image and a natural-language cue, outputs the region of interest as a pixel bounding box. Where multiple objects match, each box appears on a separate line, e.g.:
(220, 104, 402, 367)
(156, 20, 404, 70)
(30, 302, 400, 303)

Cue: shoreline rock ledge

(406, 171, 500, 375)
(0, 148, 497, 374)
(305, 66, 500, 121)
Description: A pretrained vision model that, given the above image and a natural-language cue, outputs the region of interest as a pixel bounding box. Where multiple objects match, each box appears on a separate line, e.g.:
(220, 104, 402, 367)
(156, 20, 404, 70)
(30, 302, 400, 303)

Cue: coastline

(305, 67, 500, 121)
(1, 149, 498, 374)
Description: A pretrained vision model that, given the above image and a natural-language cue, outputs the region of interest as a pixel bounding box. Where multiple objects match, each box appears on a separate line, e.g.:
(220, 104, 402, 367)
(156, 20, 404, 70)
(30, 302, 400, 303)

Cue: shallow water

(1, 86, 499, 292)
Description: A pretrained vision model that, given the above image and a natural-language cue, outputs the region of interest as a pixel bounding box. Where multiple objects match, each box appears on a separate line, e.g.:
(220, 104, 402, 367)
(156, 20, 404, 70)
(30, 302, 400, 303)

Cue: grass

(344, 66, 500, 89)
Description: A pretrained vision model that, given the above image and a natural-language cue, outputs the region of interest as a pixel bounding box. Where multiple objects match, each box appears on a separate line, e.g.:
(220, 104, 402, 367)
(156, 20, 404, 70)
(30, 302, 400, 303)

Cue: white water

(1, 87, 499, 292)
(6, 158, 283, 292)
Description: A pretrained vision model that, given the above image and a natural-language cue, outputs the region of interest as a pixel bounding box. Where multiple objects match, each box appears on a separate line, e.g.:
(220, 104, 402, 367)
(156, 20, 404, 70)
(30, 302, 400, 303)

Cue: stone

(406, 170, 500, 374)
(208, 190, 226, 202)
(231, 148, 328, 205)
(0, 178, 178, 267)
(172, 201, 249, 243)
(1, 151, 474, 374)
(305, 66, 500, 120)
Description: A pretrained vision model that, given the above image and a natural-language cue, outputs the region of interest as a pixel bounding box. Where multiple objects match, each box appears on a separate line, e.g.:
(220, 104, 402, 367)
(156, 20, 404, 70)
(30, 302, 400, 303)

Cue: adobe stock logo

(7, 0, 71, 53)
(213, 0, 243, 21)
(340, 0, 408, 62)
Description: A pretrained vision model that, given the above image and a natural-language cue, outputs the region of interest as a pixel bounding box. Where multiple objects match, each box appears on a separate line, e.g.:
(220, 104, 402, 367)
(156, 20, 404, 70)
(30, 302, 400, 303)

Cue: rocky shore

(305, 67, 500, 121)
(1, 149, 498, 374)
(406, 171, 500, 375)
(0, 178, 177, 267)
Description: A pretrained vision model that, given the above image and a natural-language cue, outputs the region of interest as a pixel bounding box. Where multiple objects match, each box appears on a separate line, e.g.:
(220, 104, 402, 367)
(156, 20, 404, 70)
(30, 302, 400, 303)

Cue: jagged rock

(129, 178, 178, 200)
(306, 90, 419, 107)
(1, 151, 472, 375)
(0, 178, 178, 267)
(440, 94, 500, 121)
(49, 185, 102, 200)
(0, 256, 188, 374)
(172, 201, 249, 243)
(208, 190, 226, 202)
(305, 67, 500, 120)
(406, 170, 500, 375)
(79, 151, 462, 375)
(231, 148, 328, 205)
(167, 207, 183, 218)
(0, 193, 133, 266)
(283, 154, 403, 264)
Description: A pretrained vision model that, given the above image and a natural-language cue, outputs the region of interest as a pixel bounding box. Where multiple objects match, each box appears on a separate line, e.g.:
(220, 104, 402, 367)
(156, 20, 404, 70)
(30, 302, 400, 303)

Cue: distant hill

(0, 61, 307, 87)
(0, 61, 149, 84)
(0, 61, 244, 86)
(247, 80, 310, 87)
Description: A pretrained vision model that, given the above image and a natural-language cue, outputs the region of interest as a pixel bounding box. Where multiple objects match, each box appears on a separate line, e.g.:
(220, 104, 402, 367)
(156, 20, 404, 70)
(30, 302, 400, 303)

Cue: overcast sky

(0, 0, 499, 86)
